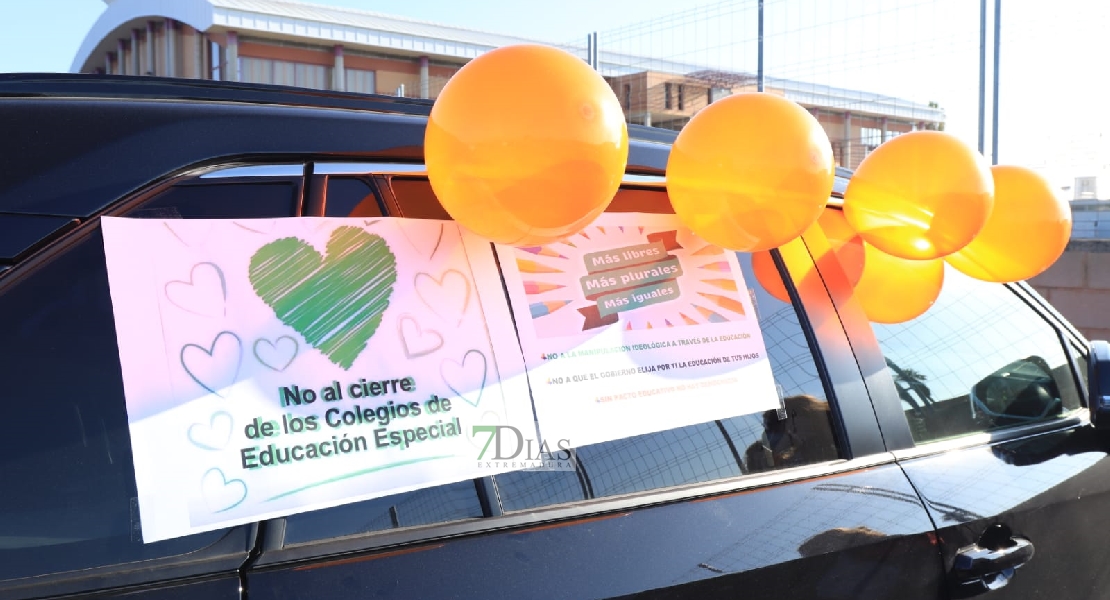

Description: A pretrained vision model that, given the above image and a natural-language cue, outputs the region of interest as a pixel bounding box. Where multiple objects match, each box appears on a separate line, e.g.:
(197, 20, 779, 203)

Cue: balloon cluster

(425, 45, 1072, 325)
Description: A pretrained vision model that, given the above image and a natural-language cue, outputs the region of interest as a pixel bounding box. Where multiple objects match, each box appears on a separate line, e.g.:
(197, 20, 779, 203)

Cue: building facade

(74, 0, 944, 170)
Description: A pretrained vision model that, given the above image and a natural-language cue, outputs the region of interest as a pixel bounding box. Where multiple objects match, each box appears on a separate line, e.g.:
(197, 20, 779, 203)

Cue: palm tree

(886, 358, 935, 410)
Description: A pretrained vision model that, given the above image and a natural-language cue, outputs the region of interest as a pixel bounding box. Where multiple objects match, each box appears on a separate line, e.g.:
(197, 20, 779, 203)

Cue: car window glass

(0, 173, 299, 583)
(871, 268, 1083, 444)
(389, 177, 448, 219)
(489, 190, 839, 512)
(323, 176, 383, 218)
(335, 178, 837, 518)
(128, 180, 299, 219)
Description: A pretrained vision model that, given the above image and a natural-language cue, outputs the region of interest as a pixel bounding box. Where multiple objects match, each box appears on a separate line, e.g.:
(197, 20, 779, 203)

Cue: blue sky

(1, 0, 1107, 194)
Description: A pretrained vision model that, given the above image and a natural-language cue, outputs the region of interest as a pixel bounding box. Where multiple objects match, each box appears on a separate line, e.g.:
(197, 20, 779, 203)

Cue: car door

(815, 216, 1107, 598)
(0, 163, 304, 599)
(241, 169, 946, 599)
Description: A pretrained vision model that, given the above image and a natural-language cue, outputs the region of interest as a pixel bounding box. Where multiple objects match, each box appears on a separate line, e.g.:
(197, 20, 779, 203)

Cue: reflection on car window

(871, 268, 1082, 444)
(493, 195, 840, 513)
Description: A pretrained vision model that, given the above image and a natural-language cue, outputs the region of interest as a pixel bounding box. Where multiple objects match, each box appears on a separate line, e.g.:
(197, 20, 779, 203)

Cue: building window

(623, 84, 631, 109)
(708, 87, 730, 104)
(664, 82, 673, 110)
(239, 57, 332, 90)
(677, 84, 685, 110)
(273, 60, 296, 86)
(1076, 176, 1097, 200)
(295, 63, 329, 90)
(860, 126, 883, 149)
(346, 68, 376, 95)
(240, 56, 272, 84)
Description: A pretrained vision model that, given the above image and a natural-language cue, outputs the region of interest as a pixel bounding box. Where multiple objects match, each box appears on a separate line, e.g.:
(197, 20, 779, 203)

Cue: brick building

(73, 0, 945, 169)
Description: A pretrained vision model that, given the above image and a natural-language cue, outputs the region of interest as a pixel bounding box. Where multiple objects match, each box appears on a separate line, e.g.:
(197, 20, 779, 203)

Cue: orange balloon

(946, 166, 1072, 282)
(666, 92, 834, 252)
(753, 210, 865, 303)
(425, 45, 628, 245)
(752, 250, 791, 303)
(843, 131, 994, 260)
(752, 208, 864, 303)
(854, 243, 944, 324)
(817, 208, 866, 287)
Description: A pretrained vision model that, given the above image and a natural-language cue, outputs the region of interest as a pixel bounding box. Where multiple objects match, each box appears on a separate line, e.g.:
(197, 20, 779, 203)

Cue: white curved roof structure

(72, 0, 540, 74)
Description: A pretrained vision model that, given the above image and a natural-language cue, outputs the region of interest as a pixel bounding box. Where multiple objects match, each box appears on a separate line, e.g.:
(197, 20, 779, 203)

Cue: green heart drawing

(249, 226, 397, 369)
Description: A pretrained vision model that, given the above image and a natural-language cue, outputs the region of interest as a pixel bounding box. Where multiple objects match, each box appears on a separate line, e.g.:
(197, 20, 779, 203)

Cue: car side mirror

(1088, 340, 1110, 430)
(970, 356, 1060, 424)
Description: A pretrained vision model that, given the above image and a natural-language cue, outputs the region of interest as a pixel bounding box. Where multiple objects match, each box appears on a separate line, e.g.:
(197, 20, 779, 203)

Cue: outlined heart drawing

(201, 468, 247, 513)
(164, 221, 214, 248)
(253, 336, 299, 371)
(465, 410, 504, 451)
(249, 226, 397, 369)
(234, 220, 277, 234)
(441, 349, 487, 407)
(398, 315, 444, 358)
(181, 331, 243, 397)
(188, 411, 234, 451)
(415, 269, 470, 326)
(300, 218, 336, 234)
(400, 221, 445, 260)
(165, 262, 227, 318)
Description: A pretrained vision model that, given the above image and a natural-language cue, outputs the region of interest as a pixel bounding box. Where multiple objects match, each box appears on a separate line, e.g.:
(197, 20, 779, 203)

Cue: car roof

(0, 74, 849, 218)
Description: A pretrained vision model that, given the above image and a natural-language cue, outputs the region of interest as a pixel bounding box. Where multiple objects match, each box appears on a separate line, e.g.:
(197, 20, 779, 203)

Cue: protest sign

(497, 212, 780, 448)
(102, 217, 533, 542)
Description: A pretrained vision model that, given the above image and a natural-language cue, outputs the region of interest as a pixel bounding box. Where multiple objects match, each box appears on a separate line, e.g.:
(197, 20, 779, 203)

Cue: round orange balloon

(818, 208, 866, 287)
(946, 166, 1072, 282)
(854, 243, 944, 324)
(752, 250, 791, 303)
(843, 131, 994, 260)
(666, 92, 834, 252)
(753, 210, 864, 302)
(425, 45, 628, 245)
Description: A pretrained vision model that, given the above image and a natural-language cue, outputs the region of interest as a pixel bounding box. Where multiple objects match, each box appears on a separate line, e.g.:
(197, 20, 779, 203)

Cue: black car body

(0, 74, 1105, 600)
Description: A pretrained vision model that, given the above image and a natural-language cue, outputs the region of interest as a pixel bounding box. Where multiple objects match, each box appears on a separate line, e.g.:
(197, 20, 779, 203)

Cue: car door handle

(951, 524, 1034, 594)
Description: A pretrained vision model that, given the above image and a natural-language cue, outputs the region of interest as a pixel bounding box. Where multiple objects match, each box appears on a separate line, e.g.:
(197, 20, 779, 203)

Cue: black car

(1, 74, 1107, 600)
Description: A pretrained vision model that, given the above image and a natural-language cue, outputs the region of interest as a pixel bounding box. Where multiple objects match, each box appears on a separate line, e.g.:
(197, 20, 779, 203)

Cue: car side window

(493, 251, 839, 511)
(871, 268, 1083, 444)
(484, 186, 840, 511)
(283, 179, 839, 534)
(0, 170, 299, 584)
